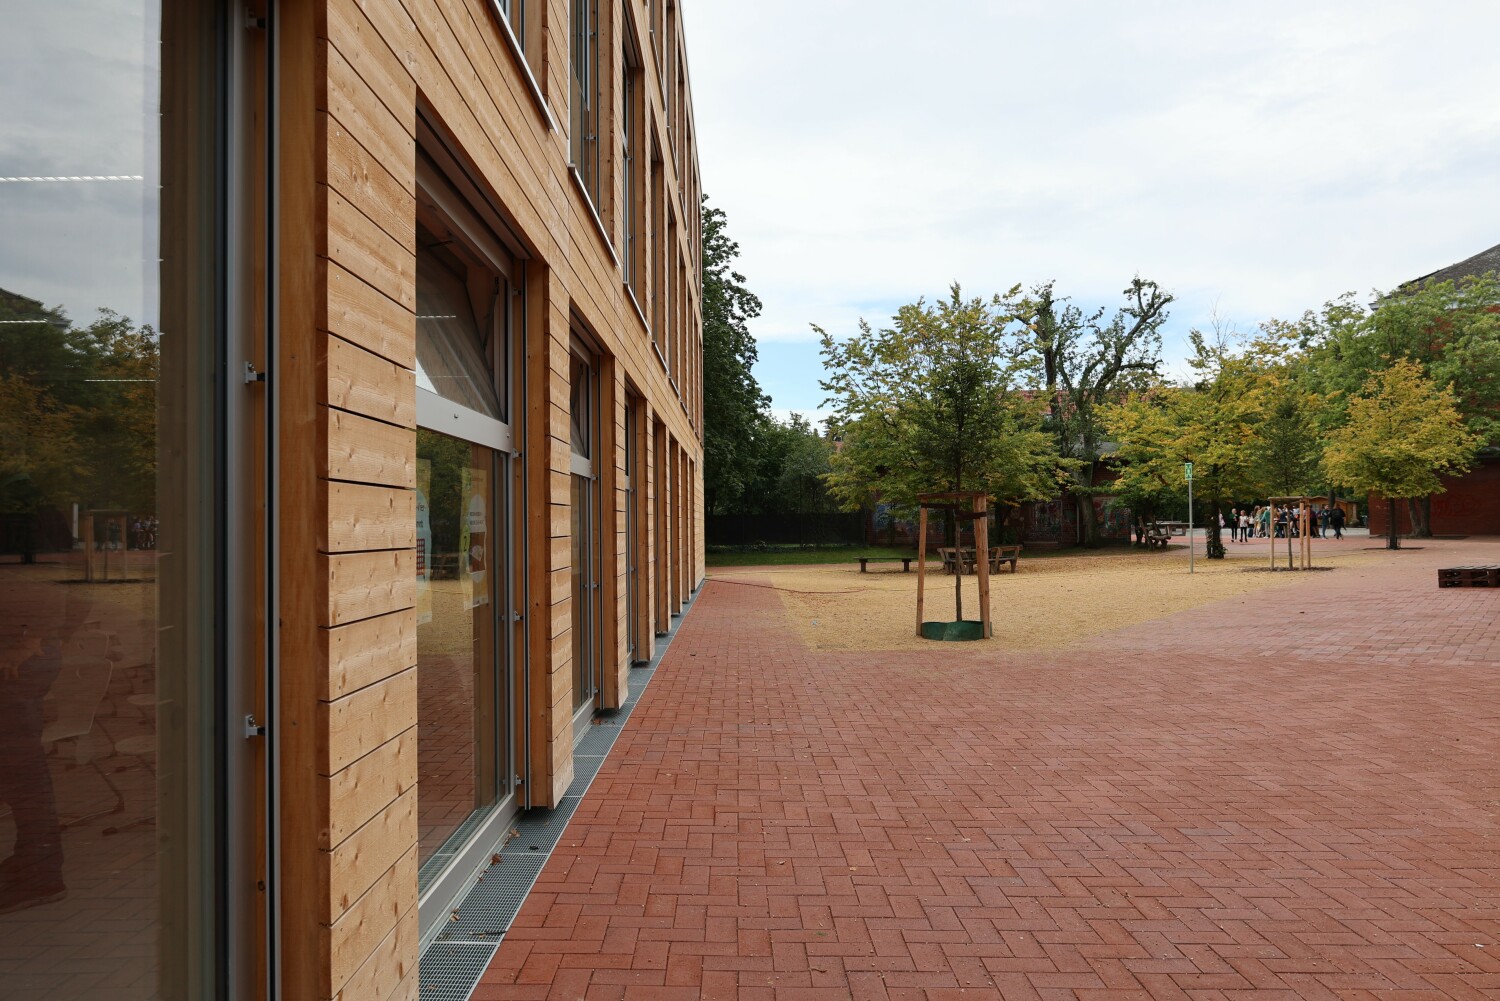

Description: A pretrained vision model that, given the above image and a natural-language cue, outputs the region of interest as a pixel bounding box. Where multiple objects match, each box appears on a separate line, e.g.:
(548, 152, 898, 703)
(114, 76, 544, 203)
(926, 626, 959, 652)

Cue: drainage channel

(418, 585, 703, 1001)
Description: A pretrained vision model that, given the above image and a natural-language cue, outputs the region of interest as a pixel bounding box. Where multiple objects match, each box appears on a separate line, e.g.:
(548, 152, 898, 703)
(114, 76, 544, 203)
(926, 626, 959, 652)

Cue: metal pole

(1188, 478, 1194, 574)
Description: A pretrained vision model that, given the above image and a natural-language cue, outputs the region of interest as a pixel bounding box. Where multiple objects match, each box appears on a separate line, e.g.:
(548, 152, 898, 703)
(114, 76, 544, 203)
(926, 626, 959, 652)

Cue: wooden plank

(325, 111, 415, 253)
(325, 727, 417, 848)
(328, 786, 418, 916)
(327, 844, 418, 992)
(323, 668, 418, 775)
(326, 549, 417, 627)
(325, 40, 414, 193)
(326, 481, 417, 553)
(328, 408, 416, 486)
(325, 0, 417, 140)
(277, 10, 331, 1001)
(327, 334, 416, 429)
(323, 258, 414, 369)
(331, 903, 417, 1001)
(325, 185, 416, 312)
(324, 608, 418, 701)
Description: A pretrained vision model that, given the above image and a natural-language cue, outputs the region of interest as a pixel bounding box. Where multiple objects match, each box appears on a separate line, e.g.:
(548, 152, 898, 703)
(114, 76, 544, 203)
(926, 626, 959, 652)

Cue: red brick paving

(475, 539, 1500, 1000)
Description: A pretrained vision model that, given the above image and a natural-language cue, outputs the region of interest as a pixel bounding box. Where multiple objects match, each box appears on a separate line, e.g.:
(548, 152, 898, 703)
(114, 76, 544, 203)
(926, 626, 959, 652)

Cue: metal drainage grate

(418, 941, 499, 1001)
(439, 853, 548, 939)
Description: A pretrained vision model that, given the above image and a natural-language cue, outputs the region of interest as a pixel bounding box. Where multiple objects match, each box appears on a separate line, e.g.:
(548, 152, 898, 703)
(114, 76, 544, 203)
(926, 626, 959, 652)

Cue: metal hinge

(244, 714, 266, 738)
(244, 361, 266, 384)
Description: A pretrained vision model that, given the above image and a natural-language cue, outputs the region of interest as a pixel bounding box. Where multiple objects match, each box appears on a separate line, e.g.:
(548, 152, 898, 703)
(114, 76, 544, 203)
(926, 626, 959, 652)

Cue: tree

(1102, 333, 1271, 559)
(817, 285, 1060, 536)
(1018, 278, 1173, 547)
(700, 196, 769, 514)
(1323, 360, 1479, 549)
(1294, 275, 1500, 535)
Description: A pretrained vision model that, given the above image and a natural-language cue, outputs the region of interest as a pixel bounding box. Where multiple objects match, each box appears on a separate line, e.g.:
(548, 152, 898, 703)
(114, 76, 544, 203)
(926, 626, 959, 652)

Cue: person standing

(1330, 504, 1345, 540)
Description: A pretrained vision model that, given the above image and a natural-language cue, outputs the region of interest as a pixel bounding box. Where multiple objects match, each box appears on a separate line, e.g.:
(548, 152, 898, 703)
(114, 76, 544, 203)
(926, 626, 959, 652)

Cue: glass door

(569, 349, 599, 718)
(412, 140, 523, 948)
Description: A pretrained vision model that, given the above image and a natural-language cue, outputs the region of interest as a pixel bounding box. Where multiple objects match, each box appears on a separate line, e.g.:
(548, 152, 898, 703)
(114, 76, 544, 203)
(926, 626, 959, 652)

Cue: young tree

(1296, 275, 1500, 535)
(817, 285, 1060, 535)
(1018, 278, 1172, 547)
(700, 196, 769, 515)
(1102, 333, 1270, 559)
(1323, 360, 1479, 549)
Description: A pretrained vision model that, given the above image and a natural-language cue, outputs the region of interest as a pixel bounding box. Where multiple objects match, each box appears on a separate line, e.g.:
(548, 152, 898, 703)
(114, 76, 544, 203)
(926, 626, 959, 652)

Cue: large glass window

(569, 0, 602, 206)
(621, 37, 643, 294)
(413, 141, 522, 943)
(569, 347, 600, 714)
(2, 2, 243, 998)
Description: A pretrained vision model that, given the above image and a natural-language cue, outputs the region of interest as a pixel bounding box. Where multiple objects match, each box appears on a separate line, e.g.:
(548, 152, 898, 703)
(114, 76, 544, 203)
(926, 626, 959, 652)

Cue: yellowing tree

(1323, 359, 1479, 549)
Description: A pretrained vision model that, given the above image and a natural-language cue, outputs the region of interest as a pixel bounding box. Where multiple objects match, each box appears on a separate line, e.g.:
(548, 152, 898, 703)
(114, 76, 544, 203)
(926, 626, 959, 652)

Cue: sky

(684, 1, 1500, 423)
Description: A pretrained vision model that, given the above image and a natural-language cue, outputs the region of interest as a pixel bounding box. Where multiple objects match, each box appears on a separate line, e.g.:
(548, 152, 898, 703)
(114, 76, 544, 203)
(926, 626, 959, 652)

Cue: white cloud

(688, 0, 1500, 376)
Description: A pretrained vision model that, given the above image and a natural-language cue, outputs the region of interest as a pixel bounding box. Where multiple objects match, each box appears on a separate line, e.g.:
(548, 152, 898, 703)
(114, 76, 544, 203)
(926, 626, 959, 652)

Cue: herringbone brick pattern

(475, 540, 1500, 1000)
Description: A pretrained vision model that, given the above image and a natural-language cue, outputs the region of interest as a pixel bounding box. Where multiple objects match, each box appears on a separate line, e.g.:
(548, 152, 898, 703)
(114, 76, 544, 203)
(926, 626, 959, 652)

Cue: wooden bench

(857, 556, 914, 573)
(989, 545, 1022, 573)
(1145, 526, 1172, 550)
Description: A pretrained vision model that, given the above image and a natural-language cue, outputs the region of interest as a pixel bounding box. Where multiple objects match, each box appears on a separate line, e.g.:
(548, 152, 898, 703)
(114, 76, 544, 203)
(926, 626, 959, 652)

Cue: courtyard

(474, 538, 1500, 1000)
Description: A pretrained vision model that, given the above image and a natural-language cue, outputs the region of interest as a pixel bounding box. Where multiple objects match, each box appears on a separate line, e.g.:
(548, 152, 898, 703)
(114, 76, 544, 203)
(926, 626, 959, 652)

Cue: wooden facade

(274, 1, 704, 996)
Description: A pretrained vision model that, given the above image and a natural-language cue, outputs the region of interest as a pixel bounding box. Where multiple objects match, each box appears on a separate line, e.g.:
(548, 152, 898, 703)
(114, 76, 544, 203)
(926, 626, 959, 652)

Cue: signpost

(1184, 462, 1194, 574)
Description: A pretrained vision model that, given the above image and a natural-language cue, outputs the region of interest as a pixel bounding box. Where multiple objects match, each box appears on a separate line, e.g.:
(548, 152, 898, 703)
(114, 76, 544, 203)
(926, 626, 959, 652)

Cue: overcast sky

(686, 1, 1500, 421)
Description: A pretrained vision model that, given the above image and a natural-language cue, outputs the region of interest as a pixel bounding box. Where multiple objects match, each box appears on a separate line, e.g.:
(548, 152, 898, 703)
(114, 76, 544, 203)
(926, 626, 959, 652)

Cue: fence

(706, 511, 866, 547)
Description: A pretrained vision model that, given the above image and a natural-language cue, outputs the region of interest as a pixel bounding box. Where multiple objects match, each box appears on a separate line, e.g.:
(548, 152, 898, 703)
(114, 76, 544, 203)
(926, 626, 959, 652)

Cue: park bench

(1145, 525, 1173, 549)
(856, 556, 915, 573)
(989, 544, 1022, 573)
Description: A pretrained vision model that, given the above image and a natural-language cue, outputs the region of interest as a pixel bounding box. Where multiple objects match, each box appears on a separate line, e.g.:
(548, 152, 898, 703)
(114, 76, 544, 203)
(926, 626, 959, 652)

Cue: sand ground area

(711, 538, 1384, 653)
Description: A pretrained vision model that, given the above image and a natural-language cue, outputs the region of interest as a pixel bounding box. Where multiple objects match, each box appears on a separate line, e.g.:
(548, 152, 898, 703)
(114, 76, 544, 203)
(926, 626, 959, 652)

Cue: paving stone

(475, 538, 1500, 999)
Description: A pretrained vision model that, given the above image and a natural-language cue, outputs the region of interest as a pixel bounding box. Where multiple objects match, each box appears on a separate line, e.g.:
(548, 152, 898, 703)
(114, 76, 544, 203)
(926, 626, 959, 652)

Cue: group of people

(1223, 504, 1346, 541)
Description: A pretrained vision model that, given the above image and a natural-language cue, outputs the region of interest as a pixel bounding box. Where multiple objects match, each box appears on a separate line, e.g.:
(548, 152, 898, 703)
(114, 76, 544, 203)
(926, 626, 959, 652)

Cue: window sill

(651, 341, 669, 375)
(623, 281, 651, 336)
(568, 166, 621, 271)
(486, 1, 558, 133)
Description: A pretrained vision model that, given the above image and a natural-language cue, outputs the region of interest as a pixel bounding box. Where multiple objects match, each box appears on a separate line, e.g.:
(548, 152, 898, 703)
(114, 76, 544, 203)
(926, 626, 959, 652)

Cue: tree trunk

(1076, 492, 1101, 548)
(1205, 497, 1225, 559)
(1387, 497, 1400, 550)
(1407, 496, 1432, 538)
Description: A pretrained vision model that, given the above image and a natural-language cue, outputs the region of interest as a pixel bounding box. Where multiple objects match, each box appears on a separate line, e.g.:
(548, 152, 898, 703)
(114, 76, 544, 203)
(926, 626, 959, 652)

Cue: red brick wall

(1367, 456, 1500, 536)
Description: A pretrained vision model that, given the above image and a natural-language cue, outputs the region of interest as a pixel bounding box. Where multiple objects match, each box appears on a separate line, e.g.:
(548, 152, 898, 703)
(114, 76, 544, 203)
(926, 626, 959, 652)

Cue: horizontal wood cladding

(329, 786, 418, 916)
(324, 259, 414, 368)
(328, 409, 417, 486)
(278, 1, 707, 998)
(325, 481, 417, 552)
(323, 668, 419, 775)
(334, 905, 417, 1001)
(323, 608, 418, 701)
(325, 186, 415, 312)
(325, 727, 418, 848)
(327, 335, 417, 428)
(325, 549, 417, 627)
(327, 844, 419, 991)
(325, 112, 416, 253)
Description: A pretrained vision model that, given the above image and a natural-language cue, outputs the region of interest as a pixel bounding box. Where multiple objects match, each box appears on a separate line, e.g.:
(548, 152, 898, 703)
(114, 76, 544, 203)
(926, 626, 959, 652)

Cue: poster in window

(464, 465, 489, 608)
(415, 458, 432, 625)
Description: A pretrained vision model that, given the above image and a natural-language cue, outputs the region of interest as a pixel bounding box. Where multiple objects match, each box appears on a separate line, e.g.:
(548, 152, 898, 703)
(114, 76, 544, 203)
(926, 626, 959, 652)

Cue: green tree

(1323, 359, 1479, 549)
(817, 285, 1061, 536)
(741, 413, 835, 515)
(1017, 278, 1173, 547)
(1103, 333, 1271, 559)
(1294, 274, 1500, 535)
(700, 196, 769, 515)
